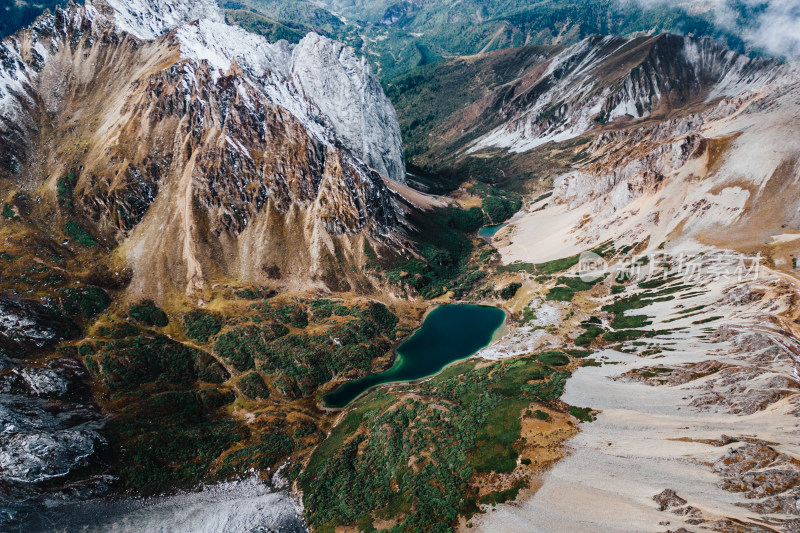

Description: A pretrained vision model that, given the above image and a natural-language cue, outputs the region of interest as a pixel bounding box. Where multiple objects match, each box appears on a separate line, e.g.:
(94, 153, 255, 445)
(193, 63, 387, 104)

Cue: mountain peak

(0, 0, 406, 297)
(3, 0, 406, 186)
(92, 0, 224, 40)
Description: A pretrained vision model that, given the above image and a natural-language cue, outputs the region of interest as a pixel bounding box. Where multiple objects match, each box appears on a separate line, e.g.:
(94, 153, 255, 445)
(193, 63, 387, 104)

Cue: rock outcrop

(0, 302, 106, 527)
(0, 296, 80, 358)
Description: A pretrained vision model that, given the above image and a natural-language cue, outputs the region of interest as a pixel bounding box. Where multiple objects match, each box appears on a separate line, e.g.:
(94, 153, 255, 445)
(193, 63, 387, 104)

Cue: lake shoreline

(321, 304, 507, 409)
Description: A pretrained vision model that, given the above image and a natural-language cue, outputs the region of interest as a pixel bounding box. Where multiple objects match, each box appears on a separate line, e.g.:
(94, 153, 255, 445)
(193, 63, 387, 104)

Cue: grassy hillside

(383, 45, 593, 191)
(384, 46, 559, 165)
(300, 353, 582, 532)
(222, 9, 308, 43)
(219, 0, 347, 35)
(217, 0, 365, 48)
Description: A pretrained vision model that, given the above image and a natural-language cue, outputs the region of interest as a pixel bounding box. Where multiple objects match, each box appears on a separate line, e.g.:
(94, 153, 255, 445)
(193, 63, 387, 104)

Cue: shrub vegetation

(130, 300, 169, 327)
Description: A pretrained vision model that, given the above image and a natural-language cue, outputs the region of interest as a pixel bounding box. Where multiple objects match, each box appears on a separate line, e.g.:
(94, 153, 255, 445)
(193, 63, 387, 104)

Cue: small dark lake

(323, 304, 506, 408)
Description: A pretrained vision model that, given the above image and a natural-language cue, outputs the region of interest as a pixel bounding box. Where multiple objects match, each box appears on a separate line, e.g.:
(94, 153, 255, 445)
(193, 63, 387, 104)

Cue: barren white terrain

(475, 252, 800, 531)
(472, 54, 800, 532)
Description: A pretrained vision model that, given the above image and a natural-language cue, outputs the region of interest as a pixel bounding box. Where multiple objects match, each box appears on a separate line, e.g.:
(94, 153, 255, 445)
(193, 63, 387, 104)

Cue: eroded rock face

(0, 358, 90, 399)
(688, 369, 798, 415)
(99, 0, 225, 40)
(713, 443, 800, 515)
(0, 392, 106, 518)
(0, 0, 405, 191)
(126, 59, 397, 238)
(0, 430, 103, 484)
(553, 129, 706, 211)
(0, 0, 405, 296)
(653, 488, 687, 511)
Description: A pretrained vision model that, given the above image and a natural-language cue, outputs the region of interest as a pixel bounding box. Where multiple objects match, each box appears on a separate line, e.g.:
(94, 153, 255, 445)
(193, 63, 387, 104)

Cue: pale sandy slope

(473, 251, 800, 532)
(472, 70, 800, 532)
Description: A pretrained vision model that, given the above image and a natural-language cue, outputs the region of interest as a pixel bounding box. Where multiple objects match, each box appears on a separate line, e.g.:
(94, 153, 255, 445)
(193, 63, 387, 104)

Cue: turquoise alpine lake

(478, 224, 507, 240)
(323, 304, 506, 408)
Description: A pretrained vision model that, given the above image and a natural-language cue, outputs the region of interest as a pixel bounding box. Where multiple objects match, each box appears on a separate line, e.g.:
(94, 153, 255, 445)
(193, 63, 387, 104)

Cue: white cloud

(744, 0, 800, 58)
(624, 0, 800, 59)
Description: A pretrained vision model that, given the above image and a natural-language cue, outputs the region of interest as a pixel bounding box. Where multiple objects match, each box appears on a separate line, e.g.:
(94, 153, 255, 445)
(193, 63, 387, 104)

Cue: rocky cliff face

(0, 0, 406, 298)
(483, 43, 800, 266)
(523, 51, 800, 258)
(386, 33, 785, 188)
(0, 295, 107, 525)
(469, 34, 783, 154)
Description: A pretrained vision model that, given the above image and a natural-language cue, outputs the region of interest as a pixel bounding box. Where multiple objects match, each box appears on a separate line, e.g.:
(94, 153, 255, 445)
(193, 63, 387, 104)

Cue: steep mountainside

(389, 34, 783, 189)
(0, 0, 406, 300)
(421, 32, 800, 265)
(0, 0, 419, 527)
(500, 65, 800, 266)
(469, 34, 781, 154)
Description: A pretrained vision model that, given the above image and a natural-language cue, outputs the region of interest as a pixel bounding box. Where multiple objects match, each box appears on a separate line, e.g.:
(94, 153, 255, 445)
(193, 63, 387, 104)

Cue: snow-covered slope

(468, 34, 784, 154)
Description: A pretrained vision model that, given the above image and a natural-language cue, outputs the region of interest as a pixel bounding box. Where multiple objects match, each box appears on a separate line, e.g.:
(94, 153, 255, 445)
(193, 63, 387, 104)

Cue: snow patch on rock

(469, 34, 783, 156)
(98, 0, 224, 40)
(0, 38, 35, 123)
(175, 20, 290, 77)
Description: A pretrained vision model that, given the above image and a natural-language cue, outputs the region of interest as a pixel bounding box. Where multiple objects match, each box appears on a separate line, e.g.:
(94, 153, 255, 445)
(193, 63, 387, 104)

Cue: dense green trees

(183, 310, 224, 342)
(59, 286, 110, 320)
(218, 433, 294, 478)
(301, 354, 577, 531)
(64, 221, 97, 248)
(536, 351, 570, 366)
(499, 282, 521, 300)
(129, 300, 169, 327)
(80, 323, 239, 494)
(449, 206, 486, 232)
(93, 334, 228, 390)
(215, 301, 398, 398)
(239, 371, 270, 400)
(482, 196, 515, 224)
